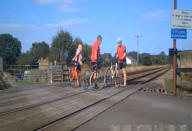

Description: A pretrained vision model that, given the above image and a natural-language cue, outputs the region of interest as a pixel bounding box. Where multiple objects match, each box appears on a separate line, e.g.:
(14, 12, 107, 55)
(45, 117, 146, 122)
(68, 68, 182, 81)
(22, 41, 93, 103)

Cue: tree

(17, 42, 49, 65)
(141, 53, 152, 65)
(0, 34, 21, 67)
(159, 51, 168, 65)
(151, 56, 159, 65)
(82, 44, 92, 64)
(73, 37, 83, 48)
(17, 52, 34, 65)
(30, 41, 49, 65)
(52, 30, 73, 49)
(127, 51, 137, 60)
(51, 30, 74, 64)
(100, 53, 112, 66)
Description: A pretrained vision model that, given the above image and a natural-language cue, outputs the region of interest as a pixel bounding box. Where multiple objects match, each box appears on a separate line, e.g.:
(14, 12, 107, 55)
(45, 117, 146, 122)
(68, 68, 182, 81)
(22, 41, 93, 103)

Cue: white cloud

(43, 19, 88, 29)
(0, 19, 88, 31)
(59, 4, 79, 12)
(141, 10, 168, 21)
(36, 0, 79, 13)
(36, 0, 55, 4)
(36, 0, 76, 4)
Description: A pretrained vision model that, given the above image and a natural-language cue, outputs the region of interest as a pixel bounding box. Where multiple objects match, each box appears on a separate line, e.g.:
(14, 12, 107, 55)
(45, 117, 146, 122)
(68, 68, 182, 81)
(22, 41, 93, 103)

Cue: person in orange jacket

(116, 38, 127, 87)
(91, 35, 102, 88)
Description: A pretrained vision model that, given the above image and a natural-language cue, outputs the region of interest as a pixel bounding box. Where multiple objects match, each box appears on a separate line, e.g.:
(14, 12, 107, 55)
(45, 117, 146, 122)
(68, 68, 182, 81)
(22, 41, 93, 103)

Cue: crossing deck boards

(0, 87, 121, 131)
(0, 88, 84, 114)
(39, 85, 140, 131)
(0, 67, 169, 131)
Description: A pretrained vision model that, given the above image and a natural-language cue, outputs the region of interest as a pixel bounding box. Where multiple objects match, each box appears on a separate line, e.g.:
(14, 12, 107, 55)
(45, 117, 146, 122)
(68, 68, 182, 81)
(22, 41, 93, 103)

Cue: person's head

(97, 35, 102, 43)
(117, 38, 122, 45)
(78, 44, 83, 51)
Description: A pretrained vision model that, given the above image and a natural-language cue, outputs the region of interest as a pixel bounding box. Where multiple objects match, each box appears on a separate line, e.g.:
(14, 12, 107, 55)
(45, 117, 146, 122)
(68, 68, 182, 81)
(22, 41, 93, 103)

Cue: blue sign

(171, 29, 187, 39)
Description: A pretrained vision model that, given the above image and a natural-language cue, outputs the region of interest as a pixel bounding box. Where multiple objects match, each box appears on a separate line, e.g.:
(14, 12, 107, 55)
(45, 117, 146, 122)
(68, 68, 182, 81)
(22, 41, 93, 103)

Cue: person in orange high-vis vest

(116, 38, 127, 87)
(91, 35, 102, 89)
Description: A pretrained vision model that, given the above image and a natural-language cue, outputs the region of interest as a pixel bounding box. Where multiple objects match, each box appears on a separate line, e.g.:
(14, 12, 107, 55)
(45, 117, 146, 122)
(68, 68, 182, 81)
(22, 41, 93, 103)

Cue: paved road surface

(75, 92, 192, 131)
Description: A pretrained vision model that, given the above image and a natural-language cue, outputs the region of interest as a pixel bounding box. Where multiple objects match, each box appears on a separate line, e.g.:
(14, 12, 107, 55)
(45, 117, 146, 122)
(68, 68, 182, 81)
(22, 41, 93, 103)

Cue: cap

(117, 38, 122, 43)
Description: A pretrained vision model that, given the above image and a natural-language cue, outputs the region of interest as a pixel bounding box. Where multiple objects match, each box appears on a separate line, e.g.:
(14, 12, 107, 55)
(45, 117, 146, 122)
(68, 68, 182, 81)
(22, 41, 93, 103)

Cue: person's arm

(72, 54, 77, 61)
(95, 44, 99, 61)
(122, 53, 126, 59)
(72, 49, 79, 61)
(122, 47, 126, 59)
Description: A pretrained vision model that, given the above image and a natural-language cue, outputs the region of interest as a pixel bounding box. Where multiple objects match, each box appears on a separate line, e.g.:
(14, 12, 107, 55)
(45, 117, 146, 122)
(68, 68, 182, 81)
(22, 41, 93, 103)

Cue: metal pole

(137, 36, 139, 65)
(50, 63, 53, 84)
(134, 35, 142, 66)
(173, 0, 177, 95)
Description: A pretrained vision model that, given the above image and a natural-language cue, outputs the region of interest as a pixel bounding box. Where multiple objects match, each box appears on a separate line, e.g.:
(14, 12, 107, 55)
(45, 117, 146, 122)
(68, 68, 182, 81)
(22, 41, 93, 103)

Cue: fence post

(50, 63, 53, 84)
(0, 57, 3, 72)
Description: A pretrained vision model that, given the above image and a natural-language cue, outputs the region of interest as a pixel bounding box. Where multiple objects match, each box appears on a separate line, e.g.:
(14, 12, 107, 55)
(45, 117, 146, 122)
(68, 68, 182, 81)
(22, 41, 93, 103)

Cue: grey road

(75, 92, 192, 131)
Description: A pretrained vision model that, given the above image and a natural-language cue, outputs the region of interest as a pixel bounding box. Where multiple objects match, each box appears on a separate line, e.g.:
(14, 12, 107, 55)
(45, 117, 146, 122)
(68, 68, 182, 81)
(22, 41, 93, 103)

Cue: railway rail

(0, 66, 170, 131)
(0, 66, 168, 116)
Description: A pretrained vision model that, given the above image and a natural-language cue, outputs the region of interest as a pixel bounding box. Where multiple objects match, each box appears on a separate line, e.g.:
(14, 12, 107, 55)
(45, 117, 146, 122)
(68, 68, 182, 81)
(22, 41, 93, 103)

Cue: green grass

(13, 80, 41, 87)
(164, 78, 173, 94)
(164, 78, 192, 96)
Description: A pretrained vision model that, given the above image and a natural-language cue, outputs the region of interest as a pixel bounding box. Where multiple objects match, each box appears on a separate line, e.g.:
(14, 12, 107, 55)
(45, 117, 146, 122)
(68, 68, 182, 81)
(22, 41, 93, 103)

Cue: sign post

(173, 0, 177, 95)
(171, 1, 192, 95)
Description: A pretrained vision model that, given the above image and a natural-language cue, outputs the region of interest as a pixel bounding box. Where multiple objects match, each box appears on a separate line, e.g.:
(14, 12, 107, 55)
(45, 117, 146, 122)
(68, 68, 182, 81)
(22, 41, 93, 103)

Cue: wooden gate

(50, 64, 70, 83)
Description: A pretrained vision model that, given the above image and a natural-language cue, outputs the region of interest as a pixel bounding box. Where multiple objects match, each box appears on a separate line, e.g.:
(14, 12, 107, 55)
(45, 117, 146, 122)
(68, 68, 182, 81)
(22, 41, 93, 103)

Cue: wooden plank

(0, 88, 119, 131)
(0, 93, 100, 130)
(0, 87, 73, 105)
(0, 89, 85, 114)
(39, 85, 140, 131)
(0, 87, 58, 99)
(0, 87, 70, 102)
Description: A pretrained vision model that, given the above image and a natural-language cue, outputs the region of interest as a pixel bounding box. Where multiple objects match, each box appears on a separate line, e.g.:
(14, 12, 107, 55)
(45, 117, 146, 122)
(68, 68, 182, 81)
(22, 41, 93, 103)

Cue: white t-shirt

(75, 49, 82, 63)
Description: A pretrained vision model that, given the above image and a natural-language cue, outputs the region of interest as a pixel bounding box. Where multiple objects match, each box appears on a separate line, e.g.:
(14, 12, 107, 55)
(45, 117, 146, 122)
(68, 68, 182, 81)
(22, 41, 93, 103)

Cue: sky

(0, 0, 192, 55)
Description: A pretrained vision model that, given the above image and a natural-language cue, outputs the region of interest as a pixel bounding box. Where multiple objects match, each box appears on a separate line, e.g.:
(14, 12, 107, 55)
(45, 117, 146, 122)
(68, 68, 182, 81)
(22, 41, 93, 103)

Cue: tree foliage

(141, 53, 152, 65)
(82, 44, 92, 64)
(17, 42, 49, 65)
(50, 30, 87, 64)
(1, 32, 170, 67)
(17, 52, 34, 65)
(140, 51, 169, 65)
(30, 42, 49, 64)
(0, 34, 21, 67)
(51, 30, 73, 64)
(127, 51, 137, 60)
(100, 53, 112, 66)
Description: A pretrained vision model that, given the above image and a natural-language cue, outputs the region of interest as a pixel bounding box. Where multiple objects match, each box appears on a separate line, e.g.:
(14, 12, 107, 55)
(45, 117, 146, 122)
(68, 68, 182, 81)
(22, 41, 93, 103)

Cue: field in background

(80, 64, 168, 79)
(125, 65, 167, 73)
(2, 64, 168, 90)
(2, 69, 48, 89)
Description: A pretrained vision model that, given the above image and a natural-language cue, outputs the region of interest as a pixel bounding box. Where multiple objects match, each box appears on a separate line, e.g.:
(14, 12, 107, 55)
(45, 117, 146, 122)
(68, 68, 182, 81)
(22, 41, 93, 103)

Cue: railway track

(35, 67, 170, 131)
(0, 66, 169, 116)
(0, 66, 169, 131)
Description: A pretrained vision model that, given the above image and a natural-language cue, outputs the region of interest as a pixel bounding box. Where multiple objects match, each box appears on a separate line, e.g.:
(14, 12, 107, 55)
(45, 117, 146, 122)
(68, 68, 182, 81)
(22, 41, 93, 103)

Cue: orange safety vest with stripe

(117, 45, 126, 60)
